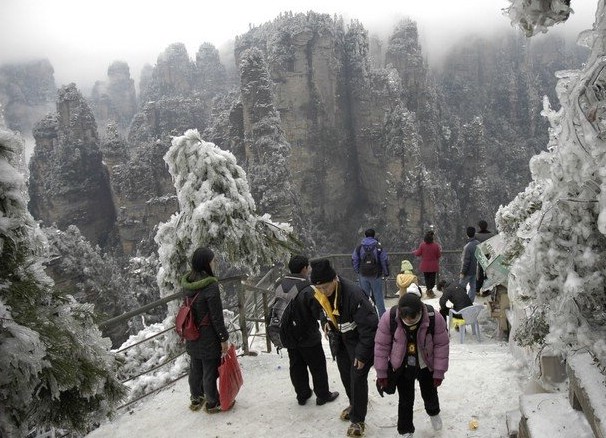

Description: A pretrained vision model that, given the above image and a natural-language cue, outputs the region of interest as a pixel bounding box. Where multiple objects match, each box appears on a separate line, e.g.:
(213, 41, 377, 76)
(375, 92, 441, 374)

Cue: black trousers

(335, 336, 372, 424)
(396, 367, 440, 434)
(189, 356, 221, 407)
(423, 272, 437, 291)
(287, 342, 331, 401)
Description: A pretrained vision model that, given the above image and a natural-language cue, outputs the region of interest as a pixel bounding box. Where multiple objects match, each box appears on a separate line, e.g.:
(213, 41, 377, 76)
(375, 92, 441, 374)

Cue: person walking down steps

(374, 293, 450, 437)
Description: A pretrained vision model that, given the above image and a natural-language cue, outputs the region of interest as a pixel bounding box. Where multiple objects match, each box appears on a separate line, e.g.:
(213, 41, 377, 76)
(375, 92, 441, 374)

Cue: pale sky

(0, 0, 597, 91)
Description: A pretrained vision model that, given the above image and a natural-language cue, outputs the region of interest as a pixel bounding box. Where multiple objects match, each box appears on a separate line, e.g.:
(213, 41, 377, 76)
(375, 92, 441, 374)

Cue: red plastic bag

(218, 344, 243, 411)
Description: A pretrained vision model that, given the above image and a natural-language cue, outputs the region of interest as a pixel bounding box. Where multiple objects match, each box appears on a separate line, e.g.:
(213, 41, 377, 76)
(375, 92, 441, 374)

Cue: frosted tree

(498, 0, 606, 367)
(43, 225, 144, 346)
(155, 128, 298, 297)
(0, 128, 126, 436)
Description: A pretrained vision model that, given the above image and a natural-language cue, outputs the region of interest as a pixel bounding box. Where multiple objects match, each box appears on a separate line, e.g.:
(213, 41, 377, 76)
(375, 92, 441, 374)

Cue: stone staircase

(507, 352, 605, 437)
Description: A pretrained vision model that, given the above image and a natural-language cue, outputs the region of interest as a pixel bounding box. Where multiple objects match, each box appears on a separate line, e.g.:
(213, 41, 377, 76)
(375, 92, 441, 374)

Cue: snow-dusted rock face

(90, 61, 137, 136)
(0, 59, 56, 135)
(12, 11, 589, 258)
(29, 84, 117, 248)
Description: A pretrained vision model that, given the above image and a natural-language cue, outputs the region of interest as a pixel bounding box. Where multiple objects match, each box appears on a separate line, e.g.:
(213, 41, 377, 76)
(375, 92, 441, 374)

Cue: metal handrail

(99, 275, 248, 330)
(97, 251, 462, 414)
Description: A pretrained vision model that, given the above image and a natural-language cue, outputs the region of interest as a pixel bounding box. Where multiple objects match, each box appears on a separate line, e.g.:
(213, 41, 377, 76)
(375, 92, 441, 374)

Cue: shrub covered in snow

(0, 128, 126, 436)
(499, 1, 606, 368)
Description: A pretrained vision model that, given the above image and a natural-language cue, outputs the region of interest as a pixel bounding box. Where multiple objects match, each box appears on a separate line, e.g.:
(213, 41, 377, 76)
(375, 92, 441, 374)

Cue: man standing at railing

(352, 228, 390, 316)
(273, 255, 339, 407)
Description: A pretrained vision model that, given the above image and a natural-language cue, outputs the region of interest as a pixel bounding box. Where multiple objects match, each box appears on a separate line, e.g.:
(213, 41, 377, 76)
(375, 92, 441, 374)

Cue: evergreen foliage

(155, 129, 299, 298)
(497, 4, 606, 366)
(0, 128, 126, 436)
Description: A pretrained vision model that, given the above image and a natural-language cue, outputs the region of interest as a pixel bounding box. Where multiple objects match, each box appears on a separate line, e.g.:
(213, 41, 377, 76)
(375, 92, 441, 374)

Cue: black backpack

(358, 244, 380, 276)
(278, 297, 307, 349)
(266, 283, 303, 350)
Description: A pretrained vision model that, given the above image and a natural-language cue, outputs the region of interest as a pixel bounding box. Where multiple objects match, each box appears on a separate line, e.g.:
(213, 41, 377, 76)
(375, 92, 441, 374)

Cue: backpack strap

(425, 304, 435, 336)
(389, 305, 398, 337)
(185, 291, 200, 305)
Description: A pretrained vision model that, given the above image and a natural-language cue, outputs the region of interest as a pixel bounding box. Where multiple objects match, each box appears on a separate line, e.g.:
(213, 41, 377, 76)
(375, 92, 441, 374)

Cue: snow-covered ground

(87, 295, 530, 437)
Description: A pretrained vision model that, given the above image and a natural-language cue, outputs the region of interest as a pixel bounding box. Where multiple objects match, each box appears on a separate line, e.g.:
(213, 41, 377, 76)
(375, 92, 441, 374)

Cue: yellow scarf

(313, 282, 340, 330)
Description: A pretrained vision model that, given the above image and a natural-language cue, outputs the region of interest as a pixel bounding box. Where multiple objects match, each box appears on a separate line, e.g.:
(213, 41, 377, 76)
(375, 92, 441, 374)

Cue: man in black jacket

(276, 255, 339, 406)
(310, 259, 378, 437)
(437, 279, 473, 322)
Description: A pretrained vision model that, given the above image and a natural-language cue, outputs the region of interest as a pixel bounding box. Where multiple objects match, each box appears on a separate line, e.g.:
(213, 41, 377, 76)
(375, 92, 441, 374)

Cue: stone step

(517, 393, 593, 438)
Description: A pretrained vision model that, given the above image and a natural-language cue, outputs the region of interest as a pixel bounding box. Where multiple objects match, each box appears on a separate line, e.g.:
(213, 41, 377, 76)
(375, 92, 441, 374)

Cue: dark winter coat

(476, 229, 494, 244)
(352, 237, 390, 277)
(460, 237, 480, 276)
(181, 273, 229, 359)
(439, 282, 473, 313)
(319, 277, 378, 364)
(374, 304, 449, 380)
(276, 274, 322, 348)
(413, 241, 442, 273)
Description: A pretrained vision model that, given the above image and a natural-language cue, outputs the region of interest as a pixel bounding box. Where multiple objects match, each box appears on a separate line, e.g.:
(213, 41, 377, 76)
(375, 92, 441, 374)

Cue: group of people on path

(351, 221, 493, 319)
(178, 219, 493, 436)
(270, 255, 448, 437)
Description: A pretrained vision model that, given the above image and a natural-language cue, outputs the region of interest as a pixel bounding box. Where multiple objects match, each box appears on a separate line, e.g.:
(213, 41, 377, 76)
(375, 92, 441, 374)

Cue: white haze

(0, 0, 597, 92)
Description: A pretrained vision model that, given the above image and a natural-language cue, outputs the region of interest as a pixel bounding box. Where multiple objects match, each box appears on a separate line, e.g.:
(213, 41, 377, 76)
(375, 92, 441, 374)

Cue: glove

(376, 378, 388, 397)
(433, 378, 443, 387)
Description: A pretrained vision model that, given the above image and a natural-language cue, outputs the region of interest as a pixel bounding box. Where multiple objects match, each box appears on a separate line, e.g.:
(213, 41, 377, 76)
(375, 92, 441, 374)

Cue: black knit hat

(398, 293, 423, 317)
(310, 259, 337, 285)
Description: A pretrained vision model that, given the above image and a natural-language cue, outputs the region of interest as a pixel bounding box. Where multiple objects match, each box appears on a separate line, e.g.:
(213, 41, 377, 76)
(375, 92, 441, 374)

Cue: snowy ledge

(567, 352, 606, 438)
(518, 393, 593, 437)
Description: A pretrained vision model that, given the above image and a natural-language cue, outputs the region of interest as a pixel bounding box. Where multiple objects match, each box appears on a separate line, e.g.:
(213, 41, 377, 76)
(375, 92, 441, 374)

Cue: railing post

(262, 287, 271, 353)
(238, 280, 249, 355)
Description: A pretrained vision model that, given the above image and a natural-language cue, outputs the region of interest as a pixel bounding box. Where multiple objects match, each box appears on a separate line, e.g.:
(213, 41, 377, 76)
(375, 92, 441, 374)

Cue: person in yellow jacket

(396, 260, 421, 297)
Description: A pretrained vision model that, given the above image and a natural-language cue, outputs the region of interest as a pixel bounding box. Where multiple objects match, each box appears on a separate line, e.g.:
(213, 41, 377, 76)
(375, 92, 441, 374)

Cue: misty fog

(0, 0, 596, 93)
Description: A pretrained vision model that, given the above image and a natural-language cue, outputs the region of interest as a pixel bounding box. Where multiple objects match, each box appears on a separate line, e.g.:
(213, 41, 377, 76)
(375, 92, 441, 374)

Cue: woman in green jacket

(181, 247, 229, 413)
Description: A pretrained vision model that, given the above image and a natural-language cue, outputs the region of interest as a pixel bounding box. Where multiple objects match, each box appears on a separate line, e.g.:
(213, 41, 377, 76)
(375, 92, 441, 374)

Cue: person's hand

(221, 341, 229, 354)
(354, 358, 365, 370)
(433, 378, 443, 387)
(376, 378, 388, 397)
(459, 273, 464, 279)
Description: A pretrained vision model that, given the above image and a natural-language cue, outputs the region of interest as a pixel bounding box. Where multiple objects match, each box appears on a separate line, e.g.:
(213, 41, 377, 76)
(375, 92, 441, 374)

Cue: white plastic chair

(448, 304, 484, 343)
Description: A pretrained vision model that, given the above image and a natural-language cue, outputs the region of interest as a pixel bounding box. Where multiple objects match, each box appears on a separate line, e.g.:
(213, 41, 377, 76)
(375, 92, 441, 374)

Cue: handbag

(218, 344, 243, 411)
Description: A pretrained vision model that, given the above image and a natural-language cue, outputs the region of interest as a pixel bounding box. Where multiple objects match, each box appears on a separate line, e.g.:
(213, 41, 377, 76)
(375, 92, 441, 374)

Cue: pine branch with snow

(496, 1, 606, 368)
(155, 129, 299, 298)
(0, 129, 126, 436)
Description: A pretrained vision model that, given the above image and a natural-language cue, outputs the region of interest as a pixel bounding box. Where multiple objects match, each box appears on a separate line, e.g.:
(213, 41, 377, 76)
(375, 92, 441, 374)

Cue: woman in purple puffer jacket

(374, 293, 449, 437)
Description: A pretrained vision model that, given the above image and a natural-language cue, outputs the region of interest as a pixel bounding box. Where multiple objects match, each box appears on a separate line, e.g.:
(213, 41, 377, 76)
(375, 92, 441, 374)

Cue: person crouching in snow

(396, 260, 421, 297)
(374, 293, 449, 437)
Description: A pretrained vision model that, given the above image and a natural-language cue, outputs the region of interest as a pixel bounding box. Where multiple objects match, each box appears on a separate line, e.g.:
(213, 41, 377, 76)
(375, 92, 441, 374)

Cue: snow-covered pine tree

(43, 224, 146, 346)
(499, 0, 606, 368)
(0, 128, 126, 436)
(156, 128, 298, 298)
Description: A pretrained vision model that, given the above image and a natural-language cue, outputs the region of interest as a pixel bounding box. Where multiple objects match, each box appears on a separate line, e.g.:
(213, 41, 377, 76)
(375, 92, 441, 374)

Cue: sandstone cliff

(29, 83, 116, 247)
(0, 59, 56, 138)
(90, 61, 137, 137)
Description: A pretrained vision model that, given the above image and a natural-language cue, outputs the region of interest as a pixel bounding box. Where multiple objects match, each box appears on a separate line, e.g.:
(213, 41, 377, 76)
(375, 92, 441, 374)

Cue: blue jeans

(359, 275, 385, 316)
(460, 274, 477, 303)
